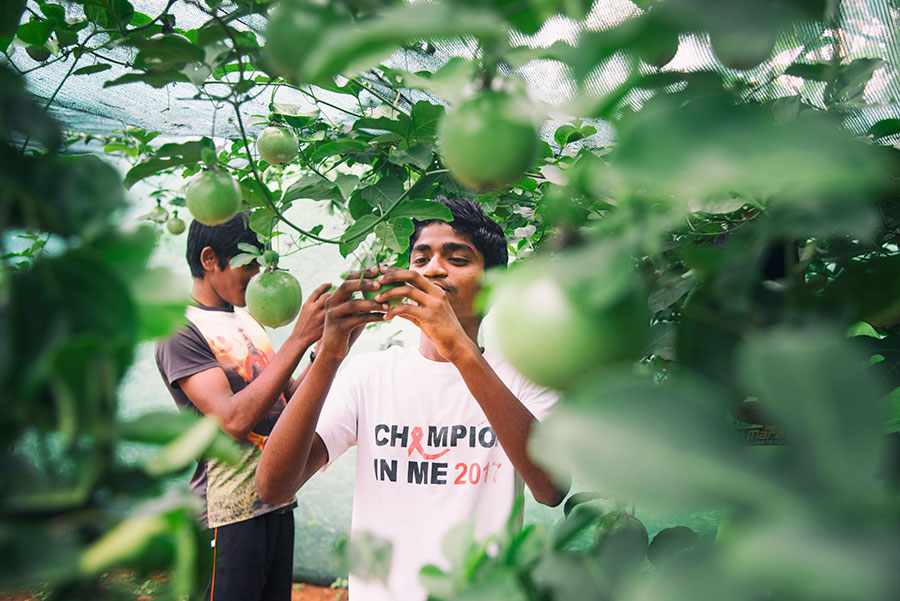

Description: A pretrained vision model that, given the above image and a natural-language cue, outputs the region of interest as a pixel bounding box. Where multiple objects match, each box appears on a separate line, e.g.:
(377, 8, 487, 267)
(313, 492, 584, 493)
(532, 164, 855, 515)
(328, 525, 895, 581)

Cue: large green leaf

(390, 199, 453, 222)
(531, 373, 794, 510)
(361, 175, 404, 211)
(123, 139, 213, 188)
(736, 327, 887, 498)
(297, 3, 502, 82)
(614, 95, 887, 205)
(0, 0, 25, 38)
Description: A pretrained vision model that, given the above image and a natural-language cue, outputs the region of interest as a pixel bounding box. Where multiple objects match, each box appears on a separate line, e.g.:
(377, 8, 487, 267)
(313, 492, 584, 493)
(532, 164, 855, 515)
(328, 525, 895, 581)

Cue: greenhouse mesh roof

(7, 0, 900, 147)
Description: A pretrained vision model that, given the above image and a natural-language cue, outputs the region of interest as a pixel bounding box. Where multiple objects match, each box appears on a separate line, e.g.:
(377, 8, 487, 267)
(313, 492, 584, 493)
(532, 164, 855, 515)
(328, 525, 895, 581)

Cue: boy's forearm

(221, 333, 313, 438)
(256, 353, 343, 503)
(452, 346, 568, 507)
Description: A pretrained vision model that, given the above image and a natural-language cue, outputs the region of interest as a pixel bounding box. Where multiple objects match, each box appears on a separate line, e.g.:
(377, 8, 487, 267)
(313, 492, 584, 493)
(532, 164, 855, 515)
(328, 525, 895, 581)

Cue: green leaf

(784, 62, 831, 81)
(129, 267, 190, 341)
(308, 138, 368, 163)
(531, 373, 790, 510)
(408, 101, 445, 142)
(647, 526, 698, 565)
(361, 176, 404, 211)
(335, 174, 360, 201)
(0, 0, 26, 38)
(554, 124, 578, 147)
(282, 175, 339, 203)
(73, 63, 112, 76)
(123, 139, 210, 188)
(353, 115, 412, 137)
(375, 217, 414, 253)
(39, 3, 65, 23)
(340, 214, 380, 256)
(736, 327, 887, 498)
(388, 143, 434, 170)
(104, 69, 191, 89)
(249, 208, 278, 237)
(649, 273, 696, 312)
(826, 58, 885, 104)
(16, 20, 52, 45)
(298, 3, 502, 82)
(390, 199, 453, 222)
(145, 415, 220, 477)
(867, 118, 900, 140)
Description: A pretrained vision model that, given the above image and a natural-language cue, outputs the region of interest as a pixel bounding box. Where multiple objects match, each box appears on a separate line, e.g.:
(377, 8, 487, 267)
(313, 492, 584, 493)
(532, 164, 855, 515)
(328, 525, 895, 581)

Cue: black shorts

(204, 507, 295, 601)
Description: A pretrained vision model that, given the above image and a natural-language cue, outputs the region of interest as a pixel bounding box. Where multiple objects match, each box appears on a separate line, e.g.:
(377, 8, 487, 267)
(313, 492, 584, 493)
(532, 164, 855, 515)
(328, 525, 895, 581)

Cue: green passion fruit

(256, 125, 299, 165)
(246, 270, 303, 328)
(165, 215, 186, 235)
(185, 169, 242, 226)
(438, 90, 539, 191)
(491, 270, 649, 390)
(709, 28, 777, 71)
(594, 511, 649, 557)
(362, 281, 406, 307)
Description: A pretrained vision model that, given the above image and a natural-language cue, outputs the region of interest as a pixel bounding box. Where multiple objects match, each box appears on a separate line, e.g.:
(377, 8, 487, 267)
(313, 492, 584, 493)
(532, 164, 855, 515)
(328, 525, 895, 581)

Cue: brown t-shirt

(155, 303, 294, 527)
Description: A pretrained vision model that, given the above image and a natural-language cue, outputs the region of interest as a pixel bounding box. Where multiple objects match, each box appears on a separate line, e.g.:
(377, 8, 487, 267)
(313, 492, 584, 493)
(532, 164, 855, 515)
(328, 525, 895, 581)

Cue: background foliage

(3, 0, 900, 599)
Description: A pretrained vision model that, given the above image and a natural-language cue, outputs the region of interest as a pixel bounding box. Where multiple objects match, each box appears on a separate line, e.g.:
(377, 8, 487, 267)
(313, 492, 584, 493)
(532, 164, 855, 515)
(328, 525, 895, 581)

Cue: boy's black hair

(410, 196, 508, 269)
(186, 211, 262, 278)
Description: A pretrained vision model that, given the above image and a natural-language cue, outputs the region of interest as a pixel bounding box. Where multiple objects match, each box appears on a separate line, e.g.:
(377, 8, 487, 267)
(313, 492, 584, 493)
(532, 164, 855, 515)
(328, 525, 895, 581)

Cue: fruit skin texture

(256, 125, 299, 165)
(594, 511, 649, 558)
(709, 28, 777, 70)
(166, 216, 185, 235)
(363, 281, 406, 307)
(246, 270, 303, 328)
(492, 271, 649, 390)
(438, 90, 538, 191)
(185, 170, 242, 226)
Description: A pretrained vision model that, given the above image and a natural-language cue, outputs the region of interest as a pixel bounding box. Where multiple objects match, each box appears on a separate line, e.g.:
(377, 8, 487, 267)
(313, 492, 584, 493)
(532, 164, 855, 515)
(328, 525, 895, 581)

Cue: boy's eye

(412, 256, 429, 265)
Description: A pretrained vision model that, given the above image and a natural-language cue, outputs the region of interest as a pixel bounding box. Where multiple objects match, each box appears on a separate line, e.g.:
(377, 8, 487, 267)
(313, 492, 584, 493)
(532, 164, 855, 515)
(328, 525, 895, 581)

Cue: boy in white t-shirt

(255, 196, 568, 600)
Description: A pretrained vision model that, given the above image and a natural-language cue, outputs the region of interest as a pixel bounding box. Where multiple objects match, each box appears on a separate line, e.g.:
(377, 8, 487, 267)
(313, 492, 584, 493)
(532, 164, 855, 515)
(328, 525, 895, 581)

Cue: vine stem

(231, 100, 337, 244)
(351, 75, 409, 115)
(231, 108, 417, 247)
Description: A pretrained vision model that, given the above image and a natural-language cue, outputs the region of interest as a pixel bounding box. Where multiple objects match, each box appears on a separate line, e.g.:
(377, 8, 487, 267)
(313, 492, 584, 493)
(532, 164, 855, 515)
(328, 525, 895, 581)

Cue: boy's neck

(191, 278, 229, 308)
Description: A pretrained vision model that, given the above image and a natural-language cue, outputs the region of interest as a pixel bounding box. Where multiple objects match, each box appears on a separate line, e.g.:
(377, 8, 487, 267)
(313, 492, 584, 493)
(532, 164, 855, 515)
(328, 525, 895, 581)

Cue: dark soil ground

(0, 571, 348, 601)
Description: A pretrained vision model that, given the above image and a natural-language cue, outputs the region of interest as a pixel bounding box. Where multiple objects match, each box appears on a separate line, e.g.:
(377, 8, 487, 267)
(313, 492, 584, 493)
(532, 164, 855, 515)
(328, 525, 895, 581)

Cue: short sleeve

(315, 356, 362, 469)
(155, 323, 220, 387)
(515, 375, 559, 422)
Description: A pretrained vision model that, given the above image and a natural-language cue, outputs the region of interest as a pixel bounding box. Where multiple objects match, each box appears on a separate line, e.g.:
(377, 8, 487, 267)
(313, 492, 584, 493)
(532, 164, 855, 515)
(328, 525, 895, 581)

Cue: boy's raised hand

(318, 267, 389, 361)
(290, 282, 333, 346)
(374, 266, 476, 363)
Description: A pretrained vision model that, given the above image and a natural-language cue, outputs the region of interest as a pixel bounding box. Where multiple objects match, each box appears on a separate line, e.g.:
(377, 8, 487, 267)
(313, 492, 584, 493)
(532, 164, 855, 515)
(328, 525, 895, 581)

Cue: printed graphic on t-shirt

(183, 305, 292, 527)
(371, 422, 503, 486)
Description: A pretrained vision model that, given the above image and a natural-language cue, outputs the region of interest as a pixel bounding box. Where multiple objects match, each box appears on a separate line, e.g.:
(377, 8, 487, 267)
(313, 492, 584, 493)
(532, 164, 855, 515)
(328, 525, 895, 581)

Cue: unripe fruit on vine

(709, 28, 777, 71)
(166, 215, 185, 235)
(262, 249, 279, 268)
(438, 90, 538, 191)
(637, 29, 679, 68)
(246, 269, 303, 328)
(363, 281, 406, 307)
(256, 125, 299, 165)
(491, 270, 649, 389)
(147, 205, 168, 223)
(185, 169, 242, 226)
(594, 511, 649, 556)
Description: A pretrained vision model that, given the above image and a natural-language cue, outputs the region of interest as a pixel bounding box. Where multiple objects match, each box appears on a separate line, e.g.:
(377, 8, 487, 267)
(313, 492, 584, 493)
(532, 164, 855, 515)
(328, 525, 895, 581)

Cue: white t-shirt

(315, 346, 558, 601)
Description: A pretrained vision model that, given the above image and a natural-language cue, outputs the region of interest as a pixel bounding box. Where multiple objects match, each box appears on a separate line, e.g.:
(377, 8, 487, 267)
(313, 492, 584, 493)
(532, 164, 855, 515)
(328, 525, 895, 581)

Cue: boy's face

(409, 222, 485, 318)
(205, 250, 260, 307)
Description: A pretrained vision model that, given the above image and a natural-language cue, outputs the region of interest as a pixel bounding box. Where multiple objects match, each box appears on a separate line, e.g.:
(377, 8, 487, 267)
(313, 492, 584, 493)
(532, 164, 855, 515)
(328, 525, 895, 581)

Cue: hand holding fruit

(290, 282, 333, 347)
(318, 269, 390, 362)
(377, 266, 475, 363)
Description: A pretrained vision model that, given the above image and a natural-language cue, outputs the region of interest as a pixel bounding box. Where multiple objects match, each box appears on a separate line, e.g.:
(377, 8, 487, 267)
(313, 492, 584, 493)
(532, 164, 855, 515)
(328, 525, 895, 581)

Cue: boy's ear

(200, 246, 219, 272)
